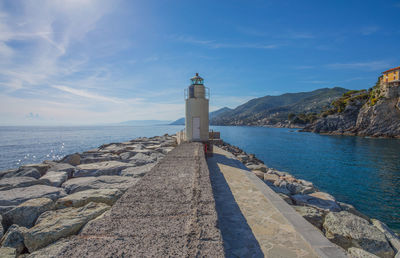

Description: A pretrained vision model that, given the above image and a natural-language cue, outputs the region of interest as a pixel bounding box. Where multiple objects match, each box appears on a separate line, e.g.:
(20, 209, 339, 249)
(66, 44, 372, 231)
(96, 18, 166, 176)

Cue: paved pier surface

(208, 146, 347, 258)
(48, 142, 224, 257)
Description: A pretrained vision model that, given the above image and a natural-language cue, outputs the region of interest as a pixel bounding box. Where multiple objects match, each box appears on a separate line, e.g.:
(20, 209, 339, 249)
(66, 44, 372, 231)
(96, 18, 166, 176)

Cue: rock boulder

(56, 188, 123, 208)
(74, 161, 134, 177)
(40, 171, 68, 187)
(121, 163, 155, 177)
(0, 224, 27, 255)
(0, 185, 66, 207)
(3, 168, 41, 179)
(61, 176, 139, 194)
(24, 202, 110, 252)
(2, 198, 54, 228)
(0, 177, 44, 191)
(292, 192, 341, 211)
(293, 205, 325, 229)
(323, 211, 394, 257)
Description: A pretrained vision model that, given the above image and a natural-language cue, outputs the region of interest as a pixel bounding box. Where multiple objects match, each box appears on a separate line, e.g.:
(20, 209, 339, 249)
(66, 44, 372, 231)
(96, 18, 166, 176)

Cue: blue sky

(0, 0, 399, 125)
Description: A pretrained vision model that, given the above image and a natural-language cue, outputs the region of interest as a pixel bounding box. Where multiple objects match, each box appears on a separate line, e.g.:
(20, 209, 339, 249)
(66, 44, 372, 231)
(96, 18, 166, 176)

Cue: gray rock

(61, 175, 139, 194)
(3, 168, 41, 179)
(155, 147, 174, 155)
(0, 214, 3, 239)
(19, 164, 51, 176)
(39, 171, 68, 187)
(2, 198, 54, 228)
(0, 247, 16, 258)
(0, 169, 17, 179)
(56, 188, 123, 209)
(292, 192, 341, 211)
(61, 153, 81, 166)
(371, 219, 400, 254)
(323, 211, 394, 257)
(263, 173, 280, 184)
(339, 202, 370, 221)
(0, 224, 27, 255)
(0, 185, 66, 206)
(348, 247, 379, 258)
(121, 163, 155, 177)
(48, 163, 75, 178)
(26, 238, 71, 258)
(252, 170, 265, 180)
(79, 154, 121, 164)
(74, 161, 134, 177)
(24, 202, 110, 252)
(0, 177, 44, 191)
(293, 205, 325, 229)
(129, 153, 157, 166)
(119, 151, 133, 160)
(247, 164, 267, 172)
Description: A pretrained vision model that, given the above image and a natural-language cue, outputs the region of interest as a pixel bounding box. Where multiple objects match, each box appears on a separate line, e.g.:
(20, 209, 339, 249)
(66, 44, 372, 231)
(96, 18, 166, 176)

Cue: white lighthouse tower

(185, 73, 209, 142)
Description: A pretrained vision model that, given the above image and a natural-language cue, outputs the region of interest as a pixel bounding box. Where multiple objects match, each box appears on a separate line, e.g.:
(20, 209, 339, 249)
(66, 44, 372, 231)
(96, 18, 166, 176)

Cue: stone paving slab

(208, 146, 348, 258)
(36, 143, 224, 257)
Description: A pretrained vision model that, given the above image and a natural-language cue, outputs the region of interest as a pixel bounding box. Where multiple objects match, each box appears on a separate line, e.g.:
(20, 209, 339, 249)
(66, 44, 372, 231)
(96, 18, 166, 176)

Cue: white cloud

(326, 61, 391, 71)
(360, 26, 380, 36)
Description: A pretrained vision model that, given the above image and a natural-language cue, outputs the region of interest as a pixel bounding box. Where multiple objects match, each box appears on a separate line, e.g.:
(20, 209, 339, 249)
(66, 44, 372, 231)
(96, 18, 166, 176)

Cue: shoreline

(217, 140, 400, 257)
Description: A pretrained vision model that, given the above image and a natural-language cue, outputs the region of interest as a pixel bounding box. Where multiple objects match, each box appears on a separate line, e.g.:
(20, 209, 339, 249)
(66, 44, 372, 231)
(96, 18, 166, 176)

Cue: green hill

(211, 87, 349, 126)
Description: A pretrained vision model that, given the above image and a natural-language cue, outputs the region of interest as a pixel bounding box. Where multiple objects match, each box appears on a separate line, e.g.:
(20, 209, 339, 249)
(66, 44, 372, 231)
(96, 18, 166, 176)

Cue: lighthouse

(185, 73, 209, 142)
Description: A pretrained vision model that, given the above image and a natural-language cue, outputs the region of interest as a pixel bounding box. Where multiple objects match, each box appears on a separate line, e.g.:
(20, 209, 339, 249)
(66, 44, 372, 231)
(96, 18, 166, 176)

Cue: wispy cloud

(325, 60, 391, 71)
(174, 35, 279, 49)
(360, 26, 380, 36)
(52, 85, 124, 104)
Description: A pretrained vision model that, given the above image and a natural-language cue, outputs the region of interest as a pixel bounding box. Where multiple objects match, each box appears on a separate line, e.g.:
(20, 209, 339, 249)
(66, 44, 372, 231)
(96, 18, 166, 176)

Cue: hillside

(170, 107, 232, 125)
(303, 80, 400, 137)
(211, 87, 349, 126)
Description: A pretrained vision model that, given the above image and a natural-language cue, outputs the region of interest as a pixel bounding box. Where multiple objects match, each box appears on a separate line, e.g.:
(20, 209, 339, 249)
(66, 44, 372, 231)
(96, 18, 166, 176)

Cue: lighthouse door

(192, 117, 200, 140)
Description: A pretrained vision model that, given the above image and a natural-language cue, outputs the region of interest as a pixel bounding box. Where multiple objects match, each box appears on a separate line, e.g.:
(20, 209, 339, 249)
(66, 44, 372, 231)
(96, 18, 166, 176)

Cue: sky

(0, 0, 399, 125)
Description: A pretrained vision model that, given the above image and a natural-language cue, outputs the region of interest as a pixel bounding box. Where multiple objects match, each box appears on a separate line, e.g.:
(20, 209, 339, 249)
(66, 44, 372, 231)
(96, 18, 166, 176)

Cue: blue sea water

(0, 125, 399, 233)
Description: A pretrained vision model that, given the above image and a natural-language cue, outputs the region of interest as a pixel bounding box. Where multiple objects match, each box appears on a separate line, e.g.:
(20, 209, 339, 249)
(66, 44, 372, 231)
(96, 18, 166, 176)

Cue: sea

(0, 125, 399, 233)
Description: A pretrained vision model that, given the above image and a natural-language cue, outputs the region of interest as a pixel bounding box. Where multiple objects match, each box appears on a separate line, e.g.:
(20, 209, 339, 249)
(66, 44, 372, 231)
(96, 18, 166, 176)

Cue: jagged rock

(0, 247, 16, 258)
(0, 214, 3, 239)
(74, 161, 134, 177)
(40, 172, 68, 187)
(348, 247, 379, 258)
(47, 163, 75, 178)
(0, 224, 27, 255)
(0, 169, 17, 179)
(62, 176, 139, 194)
(26, 238, 71, 258)
(292, 192, 341, 211)
(56, 188, 123, 208)
(0, 177, 44, 191)
(2, 198, 54, 228)
(293, 206, 325, 229)
(129, 153, 157, 166)
(0, 185, 66, 206)
(371, 219, 400, 254)
(119, 151, 133, 160)
(338, 202, 370, 221)
(155, 147, 174, 155)
(263, 173, 280, 183)
(121, 163, 155, 177)
(20, 164, 50, 176)
(247, 164, 267, 172)
(323, 211, 394, 257)
(3, 168, 41, 179)
(61, 153, 81, 166)
(101, 144, 127, 154)
(24, 202, 110, 252)
(252, 170, 264, 180)
(79, 154, 121, 164)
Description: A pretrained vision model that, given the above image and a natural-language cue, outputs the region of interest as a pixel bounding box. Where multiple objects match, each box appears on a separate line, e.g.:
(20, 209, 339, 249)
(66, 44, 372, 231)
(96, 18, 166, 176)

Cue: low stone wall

(0, 134, 176, 257)
(217, 141, 400, 258)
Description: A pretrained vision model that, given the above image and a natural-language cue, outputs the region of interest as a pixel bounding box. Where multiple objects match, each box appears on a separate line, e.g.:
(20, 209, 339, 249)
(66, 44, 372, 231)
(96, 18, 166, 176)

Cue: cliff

(303, 82, 400, 137)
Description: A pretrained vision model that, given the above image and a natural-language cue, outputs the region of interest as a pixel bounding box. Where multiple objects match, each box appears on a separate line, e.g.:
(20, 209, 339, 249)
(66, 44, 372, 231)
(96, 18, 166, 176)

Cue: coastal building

(381, 66, 400, 87)
(184, 73, 210, 142)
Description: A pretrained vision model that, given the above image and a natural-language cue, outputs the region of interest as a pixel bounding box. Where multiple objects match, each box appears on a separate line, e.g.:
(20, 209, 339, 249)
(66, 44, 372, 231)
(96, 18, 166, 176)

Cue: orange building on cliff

(381, 66, 400, 86)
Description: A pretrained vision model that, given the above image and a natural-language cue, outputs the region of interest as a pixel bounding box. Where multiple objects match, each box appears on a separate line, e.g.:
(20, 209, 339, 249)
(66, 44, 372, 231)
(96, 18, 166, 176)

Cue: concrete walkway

(44, 143, 224, 257)
(208, 146, 347, 258)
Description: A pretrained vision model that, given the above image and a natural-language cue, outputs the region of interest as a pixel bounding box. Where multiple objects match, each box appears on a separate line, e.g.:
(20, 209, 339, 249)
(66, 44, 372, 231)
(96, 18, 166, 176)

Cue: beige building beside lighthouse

(185, 73, 209, 142)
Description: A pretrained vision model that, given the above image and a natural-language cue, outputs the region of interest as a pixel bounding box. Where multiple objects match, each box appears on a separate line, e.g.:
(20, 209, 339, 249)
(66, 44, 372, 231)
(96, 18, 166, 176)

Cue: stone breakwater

(217, 141, 400, 258)
(0, 134, 176, 257)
